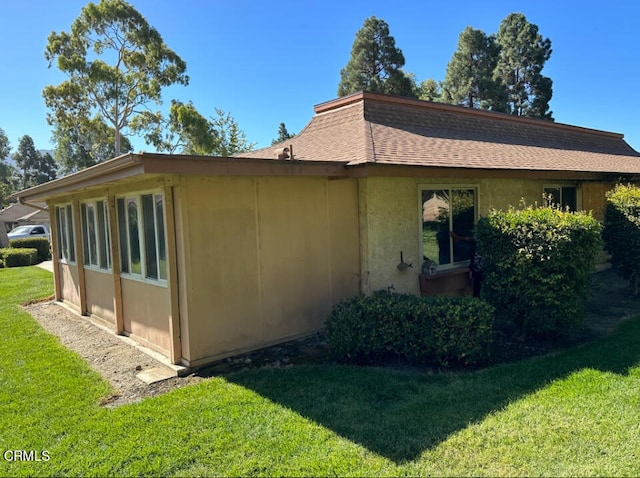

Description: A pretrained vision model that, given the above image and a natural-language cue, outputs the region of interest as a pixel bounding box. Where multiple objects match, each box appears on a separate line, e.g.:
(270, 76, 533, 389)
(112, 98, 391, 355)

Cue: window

(81, 200, 111, 271)
(421, 187, 477, 269)
(116, 192, 167, 282)
(544, 185, 577, 211)
(55, 204, 75, 263)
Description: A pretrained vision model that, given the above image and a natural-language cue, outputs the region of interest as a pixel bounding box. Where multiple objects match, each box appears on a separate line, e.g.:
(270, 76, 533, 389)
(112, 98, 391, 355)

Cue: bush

(475, 204, 602, 337)
(324, 291, 494, 367)
(9, 237, 51, 263)
(0, 248, 38, 267)
(603, 184, 640, 294)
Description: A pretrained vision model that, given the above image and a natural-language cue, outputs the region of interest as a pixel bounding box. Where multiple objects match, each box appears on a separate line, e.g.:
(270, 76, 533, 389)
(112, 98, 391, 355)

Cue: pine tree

(442, 27, 507, 111)
(271, 123, 295, 145)
(495, 13, 553, 120)
(338, 16, 415, 97)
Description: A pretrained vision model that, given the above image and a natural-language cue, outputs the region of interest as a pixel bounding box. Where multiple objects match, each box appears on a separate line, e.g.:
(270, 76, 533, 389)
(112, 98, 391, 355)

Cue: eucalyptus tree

(338, 16, 415, 97)
(495, 13, 553, 119)
(133, 101, 255, 156)
(43, 0, 189, 156)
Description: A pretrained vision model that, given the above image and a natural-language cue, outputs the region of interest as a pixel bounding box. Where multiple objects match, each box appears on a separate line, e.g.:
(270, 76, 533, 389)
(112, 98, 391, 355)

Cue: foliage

(132, 101, 255, 155)
(0, 128, 16, 208)
(337, 16, 416, 97)
(442, 27, 507, 111)
(11, 135, 57, 189)
(0, 247, 38, 267)
(9, 237, 51, 262)
(324, 291, 494, 367)
(476, 204, 602, 337)
(418, 78, 442, 102)
(603, 184, 640, 294)
(53, 118, 132, 174)
(271, 122, 295, 145)
(43, 0, 189, 156)
(495, 13, 553, 119)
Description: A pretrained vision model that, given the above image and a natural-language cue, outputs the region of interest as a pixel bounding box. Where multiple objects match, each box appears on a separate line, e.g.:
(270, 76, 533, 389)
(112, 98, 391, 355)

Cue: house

(14, 91, 640, 368)
(0, 201, 50, 247)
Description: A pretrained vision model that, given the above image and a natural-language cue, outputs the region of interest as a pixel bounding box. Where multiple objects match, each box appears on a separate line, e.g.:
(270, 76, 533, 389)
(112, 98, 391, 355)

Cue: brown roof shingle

(240, 91, 640, 174)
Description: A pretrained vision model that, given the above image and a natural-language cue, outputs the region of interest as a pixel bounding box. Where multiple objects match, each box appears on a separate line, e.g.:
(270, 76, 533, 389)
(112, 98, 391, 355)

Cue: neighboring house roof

(0, 202, 49, 224)
(241, 91, 640, 174)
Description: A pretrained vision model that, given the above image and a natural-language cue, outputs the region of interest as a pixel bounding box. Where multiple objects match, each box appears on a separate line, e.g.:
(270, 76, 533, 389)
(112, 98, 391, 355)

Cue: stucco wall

(359, 176, 557, 295)
(176, 175, 360, 366)
(84, 268, 116, 325)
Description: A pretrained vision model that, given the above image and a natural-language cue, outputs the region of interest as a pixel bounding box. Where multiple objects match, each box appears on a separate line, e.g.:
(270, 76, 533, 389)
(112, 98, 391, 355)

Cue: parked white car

(7, 224, 51, 242)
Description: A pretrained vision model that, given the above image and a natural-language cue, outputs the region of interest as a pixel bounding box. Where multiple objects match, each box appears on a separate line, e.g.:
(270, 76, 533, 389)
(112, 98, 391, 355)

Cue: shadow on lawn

(224, 316, 640, 463)
(223, 270, 640, 463)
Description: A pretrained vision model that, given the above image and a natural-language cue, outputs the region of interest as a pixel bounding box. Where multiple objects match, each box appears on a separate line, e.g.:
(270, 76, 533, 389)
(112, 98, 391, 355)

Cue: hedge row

(324, 291, 494, 367)
(0, 248, 38, 267)
(9, 237, 51, 263)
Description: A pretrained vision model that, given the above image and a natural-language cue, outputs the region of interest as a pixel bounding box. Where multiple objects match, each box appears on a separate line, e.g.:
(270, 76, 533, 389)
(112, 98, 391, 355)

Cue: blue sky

(1, 0, 639, 155)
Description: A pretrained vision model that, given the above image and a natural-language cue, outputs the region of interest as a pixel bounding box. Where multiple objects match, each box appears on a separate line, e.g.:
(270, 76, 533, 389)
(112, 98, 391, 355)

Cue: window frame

(116, 190, 168, 286)
(80, 198, 112, 273)
(419, 184, 479, 272)
(55, 204, 76, 264)
(543, 183, 580, 212)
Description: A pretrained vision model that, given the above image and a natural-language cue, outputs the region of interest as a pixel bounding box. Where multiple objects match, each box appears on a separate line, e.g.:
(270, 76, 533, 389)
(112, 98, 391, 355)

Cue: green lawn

(2, 266, 640, 476)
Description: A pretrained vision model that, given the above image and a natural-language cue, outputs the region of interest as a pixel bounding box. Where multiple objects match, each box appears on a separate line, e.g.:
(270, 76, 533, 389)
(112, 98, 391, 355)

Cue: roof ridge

(316, 91, 626, 141)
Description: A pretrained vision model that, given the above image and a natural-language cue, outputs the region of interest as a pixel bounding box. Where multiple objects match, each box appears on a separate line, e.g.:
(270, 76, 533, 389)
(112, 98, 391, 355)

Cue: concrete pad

(136, 366, 176, 384)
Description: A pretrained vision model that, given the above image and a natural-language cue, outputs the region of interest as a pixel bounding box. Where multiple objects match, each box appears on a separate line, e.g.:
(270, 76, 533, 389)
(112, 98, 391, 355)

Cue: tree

(12, 135, 57, 189)
(271, 123, 295, 145)
(495, 13, 553, 120)
(53, 118, 132, 174)
(338, 16, 416, 97)
(441, 27, 507, 111)
(0, 128, 16, 207)
(134, 101, 255, 156)
(43, 0, 189, 156)
(418, 78, 442, 102)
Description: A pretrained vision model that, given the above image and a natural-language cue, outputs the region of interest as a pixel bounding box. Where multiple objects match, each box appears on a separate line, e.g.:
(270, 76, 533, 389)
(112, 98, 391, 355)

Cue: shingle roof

(240, 91, 640, 174)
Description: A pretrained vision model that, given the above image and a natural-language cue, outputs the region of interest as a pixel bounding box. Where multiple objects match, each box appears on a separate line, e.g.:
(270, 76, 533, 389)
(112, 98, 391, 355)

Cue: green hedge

(324, 291, 494, 367)
(9, 237, 51, 263)
(0, 248, 38, 267)
(475, 204, 602, 337)
(603, 184, 640, 294)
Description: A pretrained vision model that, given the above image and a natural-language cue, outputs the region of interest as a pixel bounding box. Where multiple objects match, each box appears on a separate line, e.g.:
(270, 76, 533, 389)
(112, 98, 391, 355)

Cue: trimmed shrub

(475, 204, 602, 337)
(0, 248, 38, 267)
(9, 237, 51, 263)
(324, 291, 494, 367)
(603, 184, 640, 294)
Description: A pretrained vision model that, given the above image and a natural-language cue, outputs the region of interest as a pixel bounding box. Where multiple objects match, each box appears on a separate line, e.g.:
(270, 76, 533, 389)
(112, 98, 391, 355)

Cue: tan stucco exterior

(358, 175, 599, 296)
(173, 175, 360, 366)
(21, 150, 629, 369)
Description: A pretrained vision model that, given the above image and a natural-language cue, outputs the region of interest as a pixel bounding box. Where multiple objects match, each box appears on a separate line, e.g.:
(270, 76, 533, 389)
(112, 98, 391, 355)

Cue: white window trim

(81, 198, 112, 273)
(116, 190, 168, 287)
(55, 203, 76, 265)
(418, 184, 479, 272)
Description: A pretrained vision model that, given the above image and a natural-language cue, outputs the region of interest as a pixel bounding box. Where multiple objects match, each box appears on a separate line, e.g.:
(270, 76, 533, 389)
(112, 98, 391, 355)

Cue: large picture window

(117, 192, 167, 282)
(421, 187, 477, 268)
(81, 200, 111, 271)
(55, 204, 76, 263)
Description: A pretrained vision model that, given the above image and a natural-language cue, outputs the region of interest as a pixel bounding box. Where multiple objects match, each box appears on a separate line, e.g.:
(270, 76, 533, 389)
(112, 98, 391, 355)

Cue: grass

(2, 266, 640, 476)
